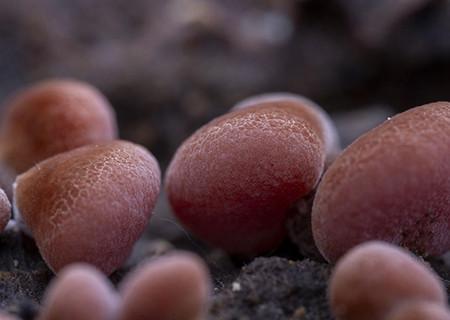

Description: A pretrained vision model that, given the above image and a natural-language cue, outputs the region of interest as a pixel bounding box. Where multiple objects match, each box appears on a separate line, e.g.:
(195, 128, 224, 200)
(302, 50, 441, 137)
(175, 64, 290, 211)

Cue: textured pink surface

(14, 140, 161, 274)
(118, 252, 211, 320)
(0, 79, 117, 173)
(166, 104, 326, 254)
(312, 102, 450, 262)
(329, 241, 447, 320)
(232, 93, 340, 163)
(38, 264, 118, 320)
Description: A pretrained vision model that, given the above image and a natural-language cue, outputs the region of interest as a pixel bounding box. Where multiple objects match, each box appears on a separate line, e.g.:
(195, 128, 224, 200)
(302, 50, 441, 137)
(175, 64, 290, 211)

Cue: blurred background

(1, 0, 450, 166)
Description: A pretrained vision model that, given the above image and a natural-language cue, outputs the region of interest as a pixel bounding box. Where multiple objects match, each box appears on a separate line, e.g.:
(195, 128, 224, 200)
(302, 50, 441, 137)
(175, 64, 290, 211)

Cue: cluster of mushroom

(166, 94, 449, 260)
(0, 77, 448, 319)
(0, 79, 213, 319)
(166, 93, 449, 318)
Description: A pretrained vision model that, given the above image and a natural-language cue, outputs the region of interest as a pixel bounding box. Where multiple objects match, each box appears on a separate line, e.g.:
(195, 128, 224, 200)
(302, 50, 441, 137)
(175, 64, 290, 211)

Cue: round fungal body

(166, 103, 328, 255)
(118, 252, 211, 320)
(0, 79, 117, 173)
(38, 264, 118, 320)
(14, 140, 161, 274)
(0, 188, 11, 232)
(329, 241, 447, 320)
(312, 102, 450, 262)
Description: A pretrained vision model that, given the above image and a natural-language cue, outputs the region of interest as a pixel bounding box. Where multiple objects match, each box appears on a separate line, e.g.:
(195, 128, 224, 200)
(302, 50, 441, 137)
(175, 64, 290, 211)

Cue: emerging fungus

(0, 188, 11, 232)
(13, 140, 161, 274)
(329, 241, 447, 320)
(312, 102, 450, 262)
(38, 264, 118, 320)
(0, 79, 117, 174)
(118, 251, 211, 320)
(166, 99, 332, 255)
(385, 301, 450, 320)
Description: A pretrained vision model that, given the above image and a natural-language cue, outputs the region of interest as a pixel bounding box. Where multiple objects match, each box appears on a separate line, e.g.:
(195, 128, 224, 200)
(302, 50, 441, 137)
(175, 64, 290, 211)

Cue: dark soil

(210, 257, 332, 320)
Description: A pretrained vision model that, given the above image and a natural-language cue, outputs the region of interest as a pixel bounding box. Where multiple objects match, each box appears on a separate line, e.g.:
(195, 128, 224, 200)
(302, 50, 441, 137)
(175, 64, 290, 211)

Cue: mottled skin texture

(0, 79, 117, 173)
(118, 252, 211, 320)
(38, 264, 118, 320)
(232, 93, 341, 164)
(0, 189, 11, 232)
(14, 140, 161, 274)
(329, 242, 447, 320)
(312, 102, 450, 262)
(386, 302, 450, 320)
(166, 105, 325, 254)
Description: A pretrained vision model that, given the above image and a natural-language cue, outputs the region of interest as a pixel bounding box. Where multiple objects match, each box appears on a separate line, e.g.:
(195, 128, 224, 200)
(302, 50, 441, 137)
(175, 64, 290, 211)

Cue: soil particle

(209, 257, 333, 320)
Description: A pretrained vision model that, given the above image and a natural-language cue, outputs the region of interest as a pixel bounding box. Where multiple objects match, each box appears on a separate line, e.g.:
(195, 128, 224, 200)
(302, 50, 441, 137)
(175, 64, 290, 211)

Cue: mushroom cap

(312, 102, 450, 262)
(118, 251, 211, 320)
(166, 104, 325, 254)
(0, 79, 117, 173)
(232, 92, 340, 163)
(38, 263, 119, 320)
(14, 140, 161, 274)
(386, 302, 450, 320)
(329, 241, 447, 320)
(0, 188, 11, 232)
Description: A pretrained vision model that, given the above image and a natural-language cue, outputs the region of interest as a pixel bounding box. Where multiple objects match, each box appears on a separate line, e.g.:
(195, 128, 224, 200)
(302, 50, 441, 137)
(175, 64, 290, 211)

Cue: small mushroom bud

(166, 102, 327, 255)
(118, 251, 211, 320)
(232, 92, 340, 163)
(329, 241, 447, 320)
(0, 79, 117, 174)
(312, 102, 450, 262)
(38, 264, 119, 320)
(0, 188, 11, 232)
(13, 140, 161, 274)
(385, 302, 450, 320)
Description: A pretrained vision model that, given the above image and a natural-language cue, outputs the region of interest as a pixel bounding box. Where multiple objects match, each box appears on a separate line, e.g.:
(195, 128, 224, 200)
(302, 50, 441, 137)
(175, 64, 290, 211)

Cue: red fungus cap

(118, 251, 211, 320)
(0, 79, 117, 173)
(13, 140, 161, 274)
(329, 241, 447, 320)
(38, 264, 119, 320)
(312, 102, 450, 262)
(166, 104, 326, 255)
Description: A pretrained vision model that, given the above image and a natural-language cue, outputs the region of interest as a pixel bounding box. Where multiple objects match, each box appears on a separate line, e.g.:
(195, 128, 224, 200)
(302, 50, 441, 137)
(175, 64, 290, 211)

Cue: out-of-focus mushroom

(0, 79, 117, 174)
(329, 241, 447, 320)
(38, 264, 119, 320)
(118, 251, 211, 320)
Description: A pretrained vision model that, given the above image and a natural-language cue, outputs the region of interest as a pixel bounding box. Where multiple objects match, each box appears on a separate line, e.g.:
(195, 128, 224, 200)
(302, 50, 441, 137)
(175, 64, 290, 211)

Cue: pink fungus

(13, 140, 160, 274)
(329, 241, 447, 320)
(0, 79, 117, 173)
(38, 264, 118, 320)
(166, 102, 330, 255)
(312, 102, 450, 262)
(118, 251, 211, 320)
